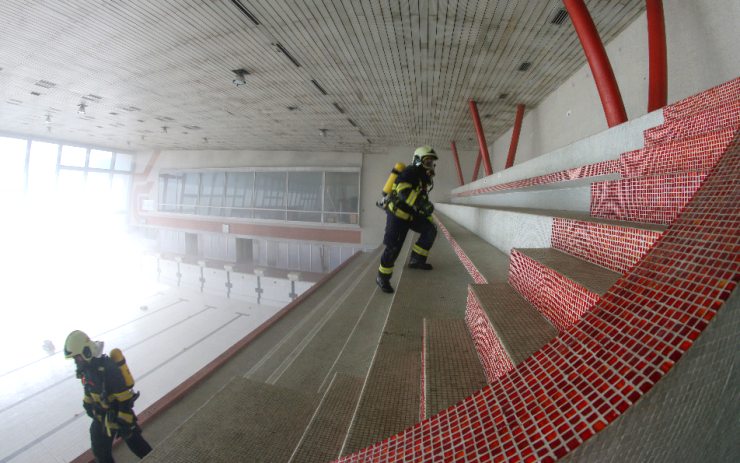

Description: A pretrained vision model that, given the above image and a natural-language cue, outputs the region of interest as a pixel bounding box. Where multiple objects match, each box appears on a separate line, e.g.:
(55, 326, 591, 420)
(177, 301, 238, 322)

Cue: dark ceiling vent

(230, 0, 260, 25)
(183, 125, 201, 130)
(109, 112, 119, 116)
(30, 91, 41, 96)
(82, 94, 103, 102)
(286, 105, 298, 111)
(333, 102, 345, 114)
(155, 116, 175, 121)
(274, 42, 301, 67)
(35, 79, 56, 88)
(311, 79, 328, 95)
(518, 61, 532, 72)
(122, 106, 141, 112)
(551, 8, 569, 25)
(498, 93, 509, 99)
(347, 118, 357, 127)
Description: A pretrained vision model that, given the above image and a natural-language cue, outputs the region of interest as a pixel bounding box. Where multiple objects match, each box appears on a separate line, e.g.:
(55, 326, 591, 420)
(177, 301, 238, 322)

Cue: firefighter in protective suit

(64, 330, 152, 462)
(377, 146, 438, 293)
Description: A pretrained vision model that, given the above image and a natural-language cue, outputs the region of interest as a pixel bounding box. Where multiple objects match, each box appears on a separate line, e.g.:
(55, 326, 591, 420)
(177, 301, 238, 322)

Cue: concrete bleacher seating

(113, 78, 738, 463)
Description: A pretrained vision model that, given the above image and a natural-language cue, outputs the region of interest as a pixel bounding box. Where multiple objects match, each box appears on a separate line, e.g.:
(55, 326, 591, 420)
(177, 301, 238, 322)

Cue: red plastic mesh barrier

(662, 76, 739, 122)
(590, 172, 708, 225)
(551, 218, 662, 275)
(620, 127, 734, 178)
(335, 122, 739, 463)
(465, 289, 516, 383)
(453, 160, 618, 197)
(507, 250, 600, 332)
(644, 98, 739, 147)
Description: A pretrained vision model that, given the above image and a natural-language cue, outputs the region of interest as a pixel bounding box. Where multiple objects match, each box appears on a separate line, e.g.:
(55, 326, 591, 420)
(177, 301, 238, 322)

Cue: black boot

(376, 274, 394, 293)
(408, 257, 433, 270)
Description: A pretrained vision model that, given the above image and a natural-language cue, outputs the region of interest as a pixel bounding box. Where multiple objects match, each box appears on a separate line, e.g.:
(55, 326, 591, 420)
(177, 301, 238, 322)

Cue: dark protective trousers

(379, 211, 437, 275)
(90, 418, 152, 462)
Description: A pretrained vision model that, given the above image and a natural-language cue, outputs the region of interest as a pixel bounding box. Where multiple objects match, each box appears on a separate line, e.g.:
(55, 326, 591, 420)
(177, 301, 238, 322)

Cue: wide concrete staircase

(121, 78, 738, 463)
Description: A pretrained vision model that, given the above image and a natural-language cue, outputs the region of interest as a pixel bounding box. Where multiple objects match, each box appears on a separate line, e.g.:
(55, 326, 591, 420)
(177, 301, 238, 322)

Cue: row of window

(158, 170, 360, 224)
(0, 136, 134, 212)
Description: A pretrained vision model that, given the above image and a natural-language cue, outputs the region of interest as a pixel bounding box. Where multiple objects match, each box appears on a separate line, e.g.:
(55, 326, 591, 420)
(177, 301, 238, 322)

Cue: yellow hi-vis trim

(407, 189, 420, 206)
(412, 244, 429, 256)
(110, 390, 135, 403)
(378, 264, 394, 275)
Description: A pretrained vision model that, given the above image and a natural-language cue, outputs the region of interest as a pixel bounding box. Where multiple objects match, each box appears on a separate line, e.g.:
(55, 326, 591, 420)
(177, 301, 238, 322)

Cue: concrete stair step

(644, 98, 739, 147)
(243, 249, 380, 385)
(290, 373, 364, 463)
(467, 283, 558, 382)
(423, 318, 488, 418)
(508, 248, 621, 332)
(591, 171, 710, 225)
(621, 127, 735, 178)
(663, 76, 740, 122)
(143, 377, 319, 463)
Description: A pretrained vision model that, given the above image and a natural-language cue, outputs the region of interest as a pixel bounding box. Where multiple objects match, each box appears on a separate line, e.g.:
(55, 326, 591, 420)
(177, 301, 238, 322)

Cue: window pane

(28, 141, 58, 196)
(287, 172, 322, 222)
(114, 153, 133, 171)
(324, 172, 359, 224)
(112, 174, 131, 212)
(86, 171, 112, 211)
(224, 172, 254, 218)
(159, 174, 182, 212)
(254, 172, 286, 220)
(89, 149, 112, 169)
(195, 172, 225, 216)
(0, 136, 28, 194)
(57, 169, 85, 205)
(60, 146, 87, 167)
(180, 173, 199, 214)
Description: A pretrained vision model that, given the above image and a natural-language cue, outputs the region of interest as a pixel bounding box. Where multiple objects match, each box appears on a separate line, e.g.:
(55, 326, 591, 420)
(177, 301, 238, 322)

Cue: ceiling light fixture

(319, 128, 327, 137)
(77, 102, 87, 115)
(232, 68, 250, 86)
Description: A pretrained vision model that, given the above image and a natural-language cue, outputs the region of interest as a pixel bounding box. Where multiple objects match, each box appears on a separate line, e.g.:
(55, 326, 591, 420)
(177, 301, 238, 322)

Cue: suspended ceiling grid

(0, 0, 645, 153)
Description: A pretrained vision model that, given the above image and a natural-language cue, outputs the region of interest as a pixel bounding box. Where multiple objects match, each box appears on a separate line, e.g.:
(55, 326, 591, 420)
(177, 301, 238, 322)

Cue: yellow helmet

(64, 330, 103, 361)
(412, 146, 438, 166)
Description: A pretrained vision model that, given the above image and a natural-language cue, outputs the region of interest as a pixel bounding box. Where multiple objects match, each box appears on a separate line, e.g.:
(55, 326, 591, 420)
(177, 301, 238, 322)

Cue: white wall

(483, 0, 740, 172)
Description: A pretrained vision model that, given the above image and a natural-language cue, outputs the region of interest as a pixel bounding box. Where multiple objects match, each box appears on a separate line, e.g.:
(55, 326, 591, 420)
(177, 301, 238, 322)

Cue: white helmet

(412, 146, 438, 167)
(64, 330, 104, 361)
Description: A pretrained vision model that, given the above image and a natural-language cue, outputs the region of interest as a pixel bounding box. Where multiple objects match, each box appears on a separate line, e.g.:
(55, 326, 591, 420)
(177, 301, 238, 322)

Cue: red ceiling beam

(505, 104, 526, 169)
(450, 141, 465, 186)
(472, 150, 482, 182)
(563, 0, 628, 127)
(646, 0, 668, 112)
(469, 99, 493, 176)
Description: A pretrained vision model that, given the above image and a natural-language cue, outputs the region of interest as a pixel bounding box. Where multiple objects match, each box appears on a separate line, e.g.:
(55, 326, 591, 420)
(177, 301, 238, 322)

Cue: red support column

(505, 104, 526, 169)
(450, 141, 465, 186)
(646, 0, 667, 112)
(563, 0, 628, 127)
(469, 100, 493, 175)
(472, 151, 482, 182)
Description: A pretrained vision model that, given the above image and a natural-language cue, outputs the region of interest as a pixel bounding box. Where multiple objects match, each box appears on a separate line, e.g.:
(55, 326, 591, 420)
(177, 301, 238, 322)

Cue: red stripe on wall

(143, 215, 362, 244)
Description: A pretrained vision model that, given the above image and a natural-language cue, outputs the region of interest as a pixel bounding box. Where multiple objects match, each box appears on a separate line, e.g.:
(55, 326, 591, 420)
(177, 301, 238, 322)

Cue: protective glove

(112, 409, 137, 438)
(418, 201, 434, 217)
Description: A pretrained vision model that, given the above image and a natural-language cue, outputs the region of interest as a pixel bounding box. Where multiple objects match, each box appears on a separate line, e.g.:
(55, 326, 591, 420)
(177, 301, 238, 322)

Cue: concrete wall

(480, 0, 740, 173)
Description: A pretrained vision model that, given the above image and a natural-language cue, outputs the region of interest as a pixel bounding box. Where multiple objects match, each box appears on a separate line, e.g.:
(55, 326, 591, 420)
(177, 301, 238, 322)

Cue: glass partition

(158, 168, 360, 225)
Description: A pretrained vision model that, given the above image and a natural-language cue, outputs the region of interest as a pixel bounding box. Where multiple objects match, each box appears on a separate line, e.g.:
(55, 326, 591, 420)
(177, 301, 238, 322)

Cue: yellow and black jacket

(77, 355, 137, 435)
(387, 164, 433, 221)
